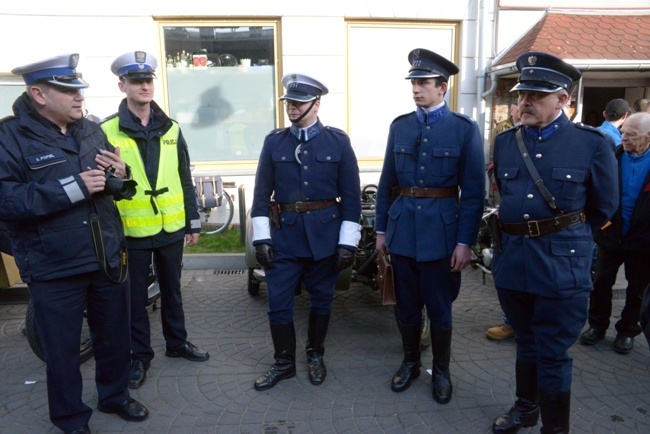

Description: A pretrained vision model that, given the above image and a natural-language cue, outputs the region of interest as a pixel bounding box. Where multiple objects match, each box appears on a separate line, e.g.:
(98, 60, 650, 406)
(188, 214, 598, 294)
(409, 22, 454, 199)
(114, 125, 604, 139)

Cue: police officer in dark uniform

(0, 53, 148, 433)
(251, 73, 361, 390)
(375, 49, 485, 404)
(102, 51, 209, 390)
(491, 52, 618, 434)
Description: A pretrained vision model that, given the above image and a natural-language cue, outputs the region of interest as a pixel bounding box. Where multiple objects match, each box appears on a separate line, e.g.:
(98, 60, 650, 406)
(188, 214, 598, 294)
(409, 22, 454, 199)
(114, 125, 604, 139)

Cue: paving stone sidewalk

(0, 266, 649, 433)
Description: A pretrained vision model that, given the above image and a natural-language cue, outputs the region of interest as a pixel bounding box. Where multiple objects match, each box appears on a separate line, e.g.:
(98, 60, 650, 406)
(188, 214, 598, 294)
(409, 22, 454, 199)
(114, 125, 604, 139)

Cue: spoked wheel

(201, 192, 234, 235)
(420, 306, 431, 350)
(25, 298, 94, 363)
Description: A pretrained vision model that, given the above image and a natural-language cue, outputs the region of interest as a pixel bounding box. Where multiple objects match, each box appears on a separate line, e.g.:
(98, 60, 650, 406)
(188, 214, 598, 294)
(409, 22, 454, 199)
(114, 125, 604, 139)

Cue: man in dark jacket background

(0, 53, 148, 433)
(580, 112, 650, 354)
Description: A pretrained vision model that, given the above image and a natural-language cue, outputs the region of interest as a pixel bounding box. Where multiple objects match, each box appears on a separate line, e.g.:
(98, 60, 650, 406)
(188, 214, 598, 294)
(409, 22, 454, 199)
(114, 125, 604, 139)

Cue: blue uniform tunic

(493, 112, 618, 391)
(375, 103, 485, 328)
(252, 120, 361, 323)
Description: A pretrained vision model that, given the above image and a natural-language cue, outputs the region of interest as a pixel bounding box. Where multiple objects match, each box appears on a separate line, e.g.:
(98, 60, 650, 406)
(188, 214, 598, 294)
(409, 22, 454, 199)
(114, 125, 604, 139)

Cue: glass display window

(159, 22, 279, 163)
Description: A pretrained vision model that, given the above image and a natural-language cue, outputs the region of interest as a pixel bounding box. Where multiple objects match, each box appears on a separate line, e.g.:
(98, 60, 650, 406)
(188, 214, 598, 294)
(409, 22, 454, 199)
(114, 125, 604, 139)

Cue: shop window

(161, 23, 278, 162)
(0, 76, 26, 118)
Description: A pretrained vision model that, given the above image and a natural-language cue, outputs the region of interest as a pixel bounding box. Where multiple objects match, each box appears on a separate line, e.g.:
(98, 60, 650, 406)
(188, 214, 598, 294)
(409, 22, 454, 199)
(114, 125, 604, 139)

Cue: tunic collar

(416, 102, 449, 125)
(523, 111, 570, 141)
(290, 120, 321, 142)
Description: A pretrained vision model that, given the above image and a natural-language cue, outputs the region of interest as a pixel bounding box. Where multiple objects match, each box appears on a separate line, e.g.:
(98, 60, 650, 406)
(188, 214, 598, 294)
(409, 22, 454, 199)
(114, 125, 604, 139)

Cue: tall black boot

(391, 322, 422, 392)
(539, 389, 571, 434)
(306, 312, 330, 385)
(254, 322, 296, 391)
(492, 361, 539, 434)
(431, 329, 453, 404)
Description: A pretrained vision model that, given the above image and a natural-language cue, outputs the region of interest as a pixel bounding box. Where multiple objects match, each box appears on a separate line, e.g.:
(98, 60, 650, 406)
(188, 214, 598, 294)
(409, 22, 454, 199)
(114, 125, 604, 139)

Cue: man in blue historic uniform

(490, 52, 618, 434)
(251, 73, 361, 390)
(375, 49, 485, 404)
(0, 53, 148, 433)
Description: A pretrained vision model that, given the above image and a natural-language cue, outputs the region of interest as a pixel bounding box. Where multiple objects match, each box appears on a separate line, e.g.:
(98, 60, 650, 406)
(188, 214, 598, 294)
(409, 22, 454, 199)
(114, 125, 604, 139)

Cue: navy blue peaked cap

(511, 51, 581, 93)
(405, 48, 459, 80)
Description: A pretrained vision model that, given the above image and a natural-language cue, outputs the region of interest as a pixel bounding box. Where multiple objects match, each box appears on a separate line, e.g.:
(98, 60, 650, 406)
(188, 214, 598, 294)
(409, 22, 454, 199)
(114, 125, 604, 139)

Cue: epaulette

(324, 126, 349, 136)
(575, 122, 604, 135)
(267, 127, 288, 137)
(390, 112, 413, 125)
(100, 113, 119, 124)
(450, 111, 477, 125)
(0, 115, 15, 126)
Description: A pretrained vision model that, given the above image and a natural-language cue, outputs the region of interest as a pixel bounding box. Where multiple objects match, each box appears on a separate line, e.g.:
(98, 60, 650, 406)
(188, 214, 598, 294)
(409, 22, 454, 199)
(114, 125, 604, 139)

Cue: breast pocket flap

(497, 167, 519, 180)
(552, 168, 585, 183)
(550, 240, 590, 257)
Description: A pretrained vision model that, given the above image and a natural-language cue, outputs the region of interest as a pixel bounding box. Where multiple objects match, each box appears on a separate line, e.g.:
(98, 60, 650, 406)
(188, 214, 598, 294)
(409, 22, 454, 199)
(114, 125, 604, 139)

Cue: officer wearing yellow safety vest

(101, 51, 209, 391)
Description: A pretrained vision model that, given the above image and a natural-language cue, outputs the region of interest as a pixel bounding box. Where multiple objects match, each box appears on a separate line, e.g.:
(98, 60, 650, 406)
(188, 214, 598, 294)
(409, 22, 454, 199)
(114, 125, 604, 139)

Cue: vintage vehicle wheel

(248, 268, 261, 296)
(334, 265, 353, 292)
(420, 306, 431, 349)
(25, 298, 94, 363)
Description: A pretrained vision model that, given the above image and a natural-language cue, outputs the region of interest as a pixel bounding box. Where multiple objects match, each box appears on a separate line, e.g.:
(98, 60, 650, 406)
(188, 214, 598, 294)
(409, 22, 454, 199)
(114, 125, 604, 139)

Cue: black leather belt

(397, 187, 457, 198)
(500, 210, 586, 237)
(279, 199, 338, 213)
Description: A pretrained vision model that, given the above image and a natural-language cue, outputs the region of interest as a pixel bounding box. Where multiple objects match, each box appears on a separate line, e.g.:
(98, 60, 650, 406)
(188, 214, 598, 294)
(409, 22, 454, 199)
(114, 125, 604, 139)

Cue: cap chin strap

(292, 98, 319, 125)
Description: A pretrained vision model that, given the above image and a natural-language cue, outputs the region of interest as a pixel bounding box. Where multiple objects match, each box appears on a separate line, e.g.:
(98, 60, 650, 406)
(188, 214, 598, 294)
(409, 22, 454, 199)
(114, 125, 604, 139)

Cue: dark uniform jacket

(251, 120, 361, 261)
(492, 113, 619, 297)
(595, 145, 650, 253)
(102, 99, 199, 250)
(0, 93, 126, 282)
(375, 104, 485, 262)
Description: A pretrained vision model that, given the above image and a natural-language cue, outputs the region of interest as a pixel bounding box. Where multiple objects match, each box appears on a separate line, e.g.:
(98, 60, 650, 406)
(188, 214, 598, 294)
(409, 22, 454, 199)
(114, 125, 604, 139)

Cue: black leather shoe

(391, 360, 421, 392)
(128, 361, 150, 389)
(254, 360, 296, 391)
(97, 397, 149, 422)
(307, 352, 327, 385)
(579, 327, 605, 345)
(492, 400, 539, 434)
(166, 341, 209, 362)
(65, 424, 90, 434)
(432, 365, 453, 404)
(613, 334, 634, 354)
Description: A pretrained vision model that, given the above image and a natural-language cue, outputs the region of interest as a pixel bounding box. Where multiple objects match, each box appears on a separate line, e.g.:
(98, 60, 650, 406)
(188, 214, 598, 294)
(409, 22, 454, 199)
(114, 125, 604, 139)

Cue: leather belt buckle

(294, 201, 306, 212)
(410, 187, 418, 197)
(527, 220, 541, 237)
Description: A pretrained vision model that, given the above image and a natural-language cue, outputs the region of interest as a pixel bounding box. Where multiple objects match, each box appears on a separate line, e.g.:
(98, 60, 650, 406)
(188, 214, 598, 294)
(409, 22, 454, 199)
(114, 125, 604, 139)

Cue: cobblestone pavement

(1, 266, 649, 433)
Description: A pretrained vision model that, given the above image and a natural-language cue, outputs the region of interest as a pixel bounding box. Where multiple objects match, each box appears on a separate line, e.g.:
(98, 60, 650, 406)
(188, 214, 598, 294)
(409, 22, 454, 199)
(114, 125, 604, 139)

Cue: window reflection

(163, 25, 276, 162)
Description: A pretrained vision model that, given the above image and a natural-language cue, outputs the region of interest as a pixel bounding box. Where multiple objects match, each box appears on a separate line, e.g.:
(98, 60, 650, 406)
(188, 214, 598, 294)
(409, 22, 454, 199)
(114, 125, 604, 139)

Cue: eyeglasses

(283, 100, 309, 108)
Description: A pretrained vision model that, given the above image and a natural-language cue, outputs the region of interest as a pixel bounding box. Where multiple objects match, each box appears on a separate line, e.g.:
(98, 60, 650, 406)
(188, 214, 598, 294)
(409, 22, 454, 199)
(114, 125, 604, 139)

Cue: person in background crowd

(0, 53, 148, 434)
(102, 50, 209, 391)
(597, 98, 630, 147)
(632, 98, 650, 113)
(491, 52, 618, 434)
(580, 112, 650, 355)
(251, 73, 361, 390)
(375, 48, 485, 404)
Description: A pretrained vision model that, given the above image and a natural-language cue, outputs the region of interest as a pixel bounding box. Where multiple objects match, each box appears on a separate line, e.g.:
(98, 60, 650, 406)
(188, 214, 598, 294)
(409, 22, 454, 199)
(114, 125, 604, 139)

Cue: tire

(202, 191, 234, 235)
(25, 299, 94, 363)
(420, 306, 431, 350)
(248, 268, 261, 296)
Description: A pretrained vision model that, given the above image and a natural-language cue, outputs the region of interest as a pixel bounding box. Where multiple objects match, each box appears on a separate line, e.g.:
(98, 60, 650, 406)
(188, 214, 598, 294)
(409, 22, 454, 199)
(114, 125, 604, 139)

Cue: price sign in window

(162, 24, 278, 162)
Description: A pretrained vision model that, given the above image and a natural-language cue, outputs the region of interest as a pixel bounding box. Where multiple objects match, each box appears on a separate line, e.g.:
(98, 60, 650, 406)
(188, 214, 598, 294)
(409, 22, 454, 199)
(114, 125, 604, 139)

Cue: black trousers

(129, 240, 187, 363)
(30, 270, 131, 432)
(587, 246, 650, 337)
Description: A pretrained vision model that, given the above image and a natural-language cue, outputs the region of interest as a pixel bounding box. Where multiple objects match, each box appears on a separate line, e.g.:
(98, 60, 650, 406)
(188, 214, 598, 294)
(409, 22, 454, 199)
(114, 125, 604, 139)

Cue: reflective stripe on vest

(101, 117, 185, 237)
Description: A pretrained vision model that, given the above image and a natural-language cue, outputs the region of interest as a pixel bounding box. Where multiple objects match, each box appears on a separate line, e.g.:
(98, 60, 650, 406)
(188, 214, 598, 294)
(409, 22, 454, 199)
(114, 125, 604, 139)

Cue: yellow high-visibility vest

(101, 117, 185, 237)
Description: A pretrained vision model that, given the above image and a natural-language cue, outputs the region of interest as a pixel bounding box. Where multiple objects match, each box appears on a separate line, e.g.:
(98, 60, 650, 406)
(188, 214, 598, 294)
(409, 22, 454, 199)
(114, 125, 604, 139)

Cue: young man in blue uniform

(0, 53, 148, 433)
(491, 52, 618, 434)
(102, 51, 209, 390)
(375, 49, 485, 404)
(251, 73, 361, 390)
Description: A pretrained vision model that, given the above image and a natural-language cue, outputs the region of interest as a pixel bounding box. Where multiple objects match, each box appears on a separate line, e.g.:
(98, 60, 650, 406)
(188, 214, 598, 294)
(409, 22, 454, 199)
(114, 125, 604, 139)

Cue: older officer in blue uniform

(375, 49, 485, 404)
(491, 52, 618, 434)
(0, 54, 148, 433)
(251, 73, 361, 390)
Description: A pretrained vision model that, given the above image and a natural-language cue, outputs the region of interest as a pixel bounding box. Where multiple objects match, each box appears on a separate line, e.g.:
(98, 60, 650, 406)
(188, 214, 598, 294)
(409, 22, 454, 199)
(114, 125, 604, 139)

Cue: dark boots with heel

(306, 312, 330, 385)
(391, 322, 422, 392)
(431, 329, 453, 404)
(492, 361, 539, 434)
(254, 322, 296, 391)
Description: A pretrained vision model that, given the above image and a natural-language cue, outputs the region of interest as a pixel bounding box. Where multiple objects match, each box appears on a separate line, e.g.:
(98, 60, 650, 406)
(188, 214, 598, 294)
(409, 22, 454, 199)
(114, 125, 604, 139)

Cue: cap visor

(405, 71, 443, 80)
(121, 72, 156, 79)
(45, 78, 89, 89)
(279, 92, 316, 102)
(510, 82, 562, 93)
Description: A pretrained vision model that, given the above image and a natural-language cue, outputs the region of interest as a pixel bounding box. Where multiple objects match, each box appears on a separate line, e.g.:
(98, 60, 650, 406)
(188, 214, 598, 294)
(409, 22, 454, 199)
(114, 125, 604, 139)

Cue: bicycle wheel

(201, 191, 234, 235)
(25, 298, 94, 363)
